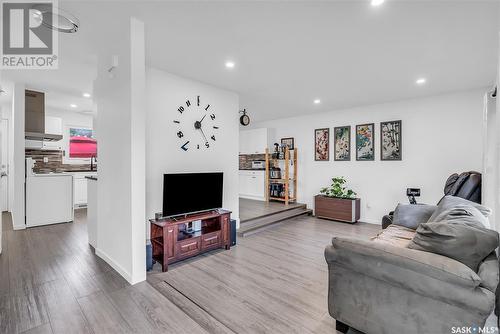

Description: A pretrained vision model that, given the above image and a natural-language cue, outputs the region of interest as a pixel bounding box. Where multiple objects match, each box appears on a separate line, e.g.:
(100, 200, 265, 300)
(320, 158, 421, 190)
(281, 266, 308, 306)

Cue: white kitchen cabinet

(42, 116, 63, 150)
(239, 170, 265, 201)
(72, 172, 97, 207)
(45, 116, 63, 135)
(26, 174, 74, 227)
(239, 128, 275, 154)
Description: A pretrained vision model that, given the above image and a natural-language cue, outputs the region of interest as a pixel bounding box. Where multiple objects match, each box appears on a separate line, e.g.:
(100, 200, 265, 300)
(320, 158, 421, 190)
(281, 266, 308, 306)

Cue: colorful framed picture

(281, 137, 294, 150)
(314, 128, 329, 161)
(380, 120, 402, 161)
(356, 123, 374, 161)
(334, 126, 351, 161)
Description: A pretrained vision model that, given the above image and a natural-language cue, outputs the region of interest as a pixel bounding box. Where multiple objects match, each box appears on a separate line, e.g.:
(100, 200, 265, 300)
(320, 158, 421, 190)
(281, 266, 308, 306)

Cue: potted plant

(315, 177, 360, 223)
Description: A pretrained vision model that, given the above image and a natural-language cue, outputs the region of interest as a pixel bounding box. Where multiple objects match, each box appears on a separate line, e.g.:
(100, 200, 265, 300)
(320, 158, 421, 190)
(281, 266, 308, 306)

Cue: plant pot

(314, 195, 360, 223)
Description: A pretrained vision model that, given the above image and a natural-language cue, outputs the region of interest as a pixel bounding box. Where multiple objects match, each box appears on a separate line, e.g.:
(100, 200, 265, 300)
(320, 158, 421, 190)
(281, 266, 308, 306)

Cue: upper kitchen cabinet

(43, 116, 63, 150)
(239, 128, 275, 154)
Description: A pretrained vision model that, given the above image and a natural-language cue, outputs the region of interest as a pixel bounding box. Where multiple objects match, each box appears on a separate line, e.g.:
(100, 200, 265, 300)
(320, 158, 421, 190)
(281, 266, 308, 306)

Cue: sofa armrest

(381, 214, 393, 229)
(325, 237, 481, 289)
(478, 252, 499, 293)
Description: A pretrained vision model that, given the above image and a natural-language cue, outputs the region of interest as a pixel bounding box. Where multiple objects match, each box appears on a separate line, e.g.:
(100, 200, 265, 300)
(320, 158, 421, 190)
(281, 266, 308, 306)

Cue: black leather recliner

(381, 171, 482, 229)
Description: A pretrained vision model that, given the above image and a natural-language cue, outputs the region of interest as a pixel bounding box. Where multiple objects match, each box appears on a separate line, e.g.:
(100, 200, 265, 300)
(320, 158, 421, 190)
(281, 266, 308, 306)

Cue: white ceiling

(2, 1, 499, 122)
(0, 57, 96, 114)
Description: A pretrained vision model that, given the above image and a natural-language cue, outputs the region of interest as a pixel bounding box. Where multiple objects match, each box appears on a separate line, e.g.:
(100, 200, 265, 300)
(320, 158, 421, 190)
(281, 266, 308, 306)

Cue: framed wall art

(281, 137, 294, 150)
(356, 123, 374, 161)
(334, 126, 351, 161)
(314, 128, 329, 161)
(380, 120, 402, 161)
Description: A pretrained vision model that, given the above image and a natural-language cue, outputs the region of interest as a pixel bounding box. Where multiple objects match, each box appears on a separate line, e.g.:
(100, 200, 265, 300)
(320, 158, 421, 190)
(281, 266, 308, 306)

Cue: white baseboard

(95, 248, 134, 284)
(239, 195, 266, 201)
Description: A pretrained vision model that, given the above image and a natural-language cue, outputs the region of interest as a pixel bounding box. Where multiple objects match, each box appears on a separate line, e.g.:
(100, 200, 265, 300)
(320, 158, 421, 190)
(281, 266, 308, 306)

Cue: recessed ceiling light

(82, 93, 91, 98)
(371, 0, 385, 6)
(70, 104, 78, 108)
(416, 78, 427, 85)
(313, 99, 321, 104)
(225, 61, 235, 69)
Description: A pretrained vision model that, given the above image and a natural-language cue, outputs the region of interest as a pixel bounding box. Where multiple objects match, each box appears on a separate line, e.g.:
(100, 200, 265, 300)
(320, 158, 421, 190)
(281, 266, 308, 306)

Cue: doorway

(1, 119, 8, 212)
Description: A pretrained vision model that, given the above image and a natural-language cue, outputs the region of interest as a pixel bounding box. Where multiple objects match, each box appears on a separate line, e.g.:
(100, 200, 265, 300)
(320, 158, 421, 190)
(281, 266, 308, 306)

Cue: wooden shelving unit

(265, 147, 297, 205)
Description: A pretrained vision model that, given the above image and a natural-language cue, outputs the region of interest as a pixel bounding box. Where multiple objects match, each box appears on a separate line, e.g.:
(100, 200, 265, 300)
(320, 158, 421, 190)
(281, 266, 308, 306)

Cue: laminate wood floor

(0, 208, 380, 334)
(148, 215, 380, 334)
(0, 210, 207, 334)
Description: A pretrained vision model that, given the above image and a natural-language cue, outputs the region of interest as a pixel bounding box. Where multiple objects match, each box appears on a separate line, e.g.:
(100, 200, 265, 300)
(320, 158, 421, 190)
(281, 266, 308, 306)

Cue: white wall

(251, 89, 485, 223)
(483, 90, 497, 231)
(1, 102, 14, 214)
(11, 83, 25, 229)
(146, 69, 240, 225)
(45, 109, 93, 164)
(94, 17, 146, 284)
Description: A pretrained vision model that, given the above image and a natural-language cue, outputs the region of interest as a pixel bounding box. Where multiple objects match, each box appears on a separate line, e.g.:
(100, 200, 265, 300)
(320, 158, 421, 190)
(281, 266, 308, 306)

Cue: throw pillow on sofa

(392, 204, 436, 230)
(428, 195, 492, 224)
(408, 204, 499, 271)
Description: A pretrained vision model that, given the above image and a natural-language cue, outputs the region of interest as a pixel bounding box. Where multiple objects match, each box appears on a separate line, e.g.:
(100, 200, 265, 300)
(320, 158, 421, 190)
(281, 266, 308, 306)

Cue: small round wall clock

(173, 95, 219, 151)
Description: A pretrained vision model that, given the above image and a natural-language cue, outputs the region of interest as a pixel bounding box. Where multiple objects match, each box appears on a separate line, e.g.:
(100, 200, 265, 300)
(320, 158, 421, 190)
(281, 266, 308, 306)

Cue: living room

(0, 1, 498, 334)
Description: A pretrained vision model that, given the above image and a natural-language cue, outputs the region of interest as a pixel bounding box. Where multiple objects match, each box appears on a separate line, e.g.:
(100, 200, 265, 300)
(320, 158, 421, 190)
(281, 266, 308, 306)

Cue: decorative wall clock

(173, 95, 219, 151)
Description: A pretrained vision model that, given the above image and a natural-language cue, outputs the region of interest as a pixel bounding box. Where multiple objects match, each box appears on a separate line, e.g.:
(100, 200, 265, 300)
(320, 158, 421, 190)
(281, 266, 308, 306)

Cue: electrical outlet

(366, 202, 371, 209)
(43, 157, 48, 163)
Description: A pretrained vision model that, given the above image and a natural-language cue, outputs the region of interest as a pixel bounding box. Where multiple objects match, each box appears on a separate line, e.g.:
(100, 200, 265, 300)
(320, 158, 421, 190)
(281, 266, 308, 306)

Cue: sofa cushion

(408, 213, 499, 271)
(371, 224, 416, 248)
(429, 196, 492, 223)
(392, 204, 436, 230)
(431, 204, 490, 228)
(477, 252, 499, 293)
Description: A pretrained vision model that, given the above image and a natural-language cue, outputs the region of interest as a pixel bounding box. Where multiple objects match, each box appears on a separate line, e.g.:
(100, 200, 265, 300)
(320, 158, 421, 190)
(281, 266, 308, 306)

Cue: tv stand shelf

(149, 209, 231, 272)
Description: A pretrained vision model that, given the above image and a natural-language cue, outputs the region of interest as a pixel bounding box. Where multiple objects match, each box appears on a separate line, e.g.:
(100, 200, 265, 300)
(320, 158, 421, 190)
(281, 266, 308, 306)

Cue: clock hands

(199, 127, 208, 144)
(194, 116, 209, 145)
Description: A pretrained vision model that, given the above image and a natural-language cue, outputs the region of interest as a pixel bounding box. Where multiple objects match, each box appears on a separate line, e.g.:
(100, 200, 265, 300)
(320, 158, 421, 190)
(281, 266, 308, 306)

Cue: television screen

(162, 172, 223, 217)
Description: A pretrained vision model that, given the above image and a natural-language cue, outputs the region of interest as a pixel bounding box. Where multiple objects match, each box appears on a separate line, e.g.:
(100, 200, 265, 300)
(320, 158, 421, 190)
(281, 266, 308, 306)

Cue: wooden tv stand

(149, 209, 231, 272)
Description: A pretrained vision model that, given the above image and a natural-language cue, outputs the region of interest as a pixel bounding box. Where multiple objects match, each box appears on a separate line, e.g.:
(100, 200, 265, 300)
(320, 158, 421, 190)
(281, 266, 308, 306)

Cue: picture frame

(314, 128, 329, 161)
(334, 126, 351, 161)
(281, 137, 294, 150)
(380, 120, 402, 161)
(355, 123, 375, 161)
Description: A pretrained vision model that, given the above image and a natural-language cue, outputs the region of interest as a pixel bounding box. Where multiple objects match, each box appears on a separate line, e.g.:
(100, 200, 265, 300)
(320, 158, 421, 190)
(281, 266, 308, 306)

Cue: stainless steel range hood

(25, 90, 63, 142)
(25, 132, 62, 141)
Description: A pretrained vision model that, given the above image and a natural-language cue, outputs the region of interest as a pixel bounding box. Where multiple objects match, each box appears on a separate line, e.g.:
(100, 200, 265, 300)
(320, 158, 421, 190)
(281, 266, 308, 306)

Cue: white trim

(95, 247, 134, 284)
(13, 224, 26, 230)
(239, 195, 266, 201)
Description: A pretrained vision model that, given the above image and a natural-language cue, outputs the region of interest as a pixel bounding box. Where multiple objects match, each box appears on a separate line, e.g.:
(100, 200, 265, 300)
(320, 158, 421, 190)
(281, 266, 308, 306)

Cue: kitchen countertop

(30, 172, 73, 177)
(66, 170, 98, 173)
(239, 168, 265, 171)
(85, 176, 98, 181)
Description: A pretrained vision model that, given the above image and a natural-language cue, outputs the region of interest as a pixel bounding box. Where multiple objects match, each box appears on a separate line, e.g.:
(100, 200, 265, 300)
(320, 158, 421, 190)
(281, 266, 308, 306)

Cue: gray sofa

(325, 227, 498, 334)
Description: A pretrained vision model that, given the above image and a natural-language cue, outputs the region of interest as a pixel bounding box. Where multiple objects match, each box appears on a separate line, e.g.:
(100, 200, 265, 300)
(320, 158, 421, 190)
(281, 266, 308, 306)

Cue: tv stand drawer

(177, 237, 200, 259)
(202, 231, 221, 249)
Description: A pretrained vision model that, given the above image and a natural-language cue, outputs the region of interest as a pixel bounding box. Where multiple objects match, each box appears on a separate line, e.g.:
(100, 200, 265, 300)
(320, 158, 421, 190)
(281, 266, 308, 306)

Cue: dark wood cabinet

(150, 210, 231, 272)
(314, 195, 360, 223)
(166, 227, 176, 260)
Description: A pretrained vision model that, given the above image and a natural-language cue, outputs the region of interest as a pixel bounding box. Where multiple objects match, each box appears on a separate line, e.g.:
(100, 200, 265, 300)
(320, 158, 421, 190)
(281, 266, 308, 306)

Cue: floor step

(240, 203, 307, 224)
(238, 207, 313, 237)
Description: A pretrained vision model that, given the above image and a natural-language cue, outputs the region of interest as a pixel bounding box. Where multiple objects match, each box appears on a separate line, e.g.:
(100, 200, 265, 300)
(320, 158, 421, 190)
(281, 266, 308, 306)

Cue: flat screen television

(162, 172, 223, 217)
